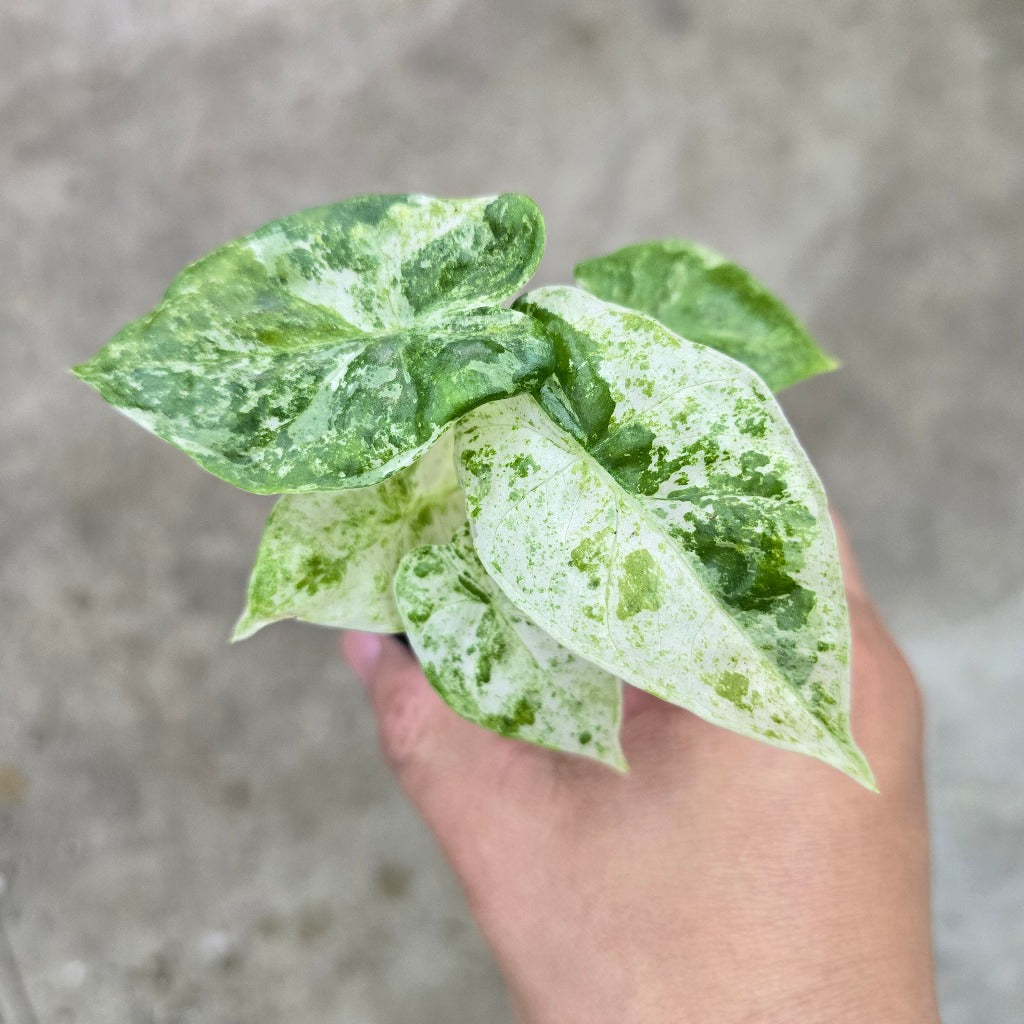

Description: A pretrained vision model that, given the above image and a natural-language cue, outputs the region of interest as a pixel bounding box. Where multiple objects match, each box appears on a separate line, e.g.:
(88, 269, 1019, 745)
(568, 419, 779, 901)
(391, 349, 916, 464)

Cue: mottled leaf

(75, 194, 552, 493)
(575, 240, 836, 392)
(234, 433, 465, 639)
(459, 287, 873, 787)
(395, 526, 625, 768)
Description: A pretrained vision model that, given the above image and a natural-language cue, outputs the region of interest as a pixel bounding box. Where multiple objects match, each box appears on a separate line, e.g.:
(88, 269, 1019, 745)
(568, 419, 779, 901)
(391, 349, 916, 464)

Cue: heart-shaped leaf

(395, 526, 625, 768)
(458, 287, 873, 787)
(75, 194, 552, 493)
(575, 241, 835, 392)
(234, 432, 465, 639)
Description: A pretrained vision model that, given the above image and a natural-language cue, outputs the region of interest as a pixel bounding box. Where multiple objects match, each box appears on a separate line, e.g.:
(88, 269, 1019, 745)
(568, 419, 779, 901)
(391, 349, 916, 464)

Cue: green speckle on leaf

(509, 453, 541, 478)
(616, 549, 663, 620)
(294, 552, 343, 596)
(474, 609, 507, 685)
(714, 670, 752, 710)
(460, 445, 496, 479)
(569, 535, 604, 574)
(485, 696, 538, 736)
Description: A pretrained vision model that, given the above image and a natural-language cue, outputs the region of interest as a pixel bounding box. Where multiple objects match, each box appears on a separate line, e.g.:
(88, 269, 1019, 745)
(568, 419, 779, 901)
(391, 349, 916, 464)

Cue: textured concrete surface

(1, 0, 1022, 1020)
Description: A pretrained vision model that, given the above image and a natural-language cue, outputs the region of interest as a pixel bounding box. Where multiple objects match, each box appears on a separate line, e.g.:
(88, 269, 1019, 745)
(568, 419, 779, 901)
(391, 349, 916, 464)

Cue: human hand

(340, 523, 940, 1024)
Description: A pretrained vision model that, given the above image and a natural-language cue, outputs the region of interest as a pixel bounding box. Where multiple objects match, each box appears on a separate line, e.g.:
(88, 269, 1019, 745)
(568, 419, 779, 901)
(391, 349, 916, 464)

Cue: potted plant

(75, 193, 873, 788)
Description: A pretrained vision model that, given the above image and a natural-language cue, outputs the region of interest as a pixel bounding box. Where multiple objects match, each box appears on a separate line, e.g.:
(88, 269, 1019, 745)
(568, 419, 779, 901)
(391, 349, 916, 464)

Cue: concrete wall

(1, 1, 1021, 1019)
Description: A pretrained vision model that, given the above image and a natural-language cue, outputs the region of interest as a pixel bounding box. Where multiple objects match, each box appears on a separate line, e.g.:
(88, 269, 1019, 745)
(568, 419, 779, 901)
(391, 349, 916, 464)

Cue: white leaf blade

(234, 434, 465, 638)
(394, 527, 625, 769)
(461, 288, 873, 787)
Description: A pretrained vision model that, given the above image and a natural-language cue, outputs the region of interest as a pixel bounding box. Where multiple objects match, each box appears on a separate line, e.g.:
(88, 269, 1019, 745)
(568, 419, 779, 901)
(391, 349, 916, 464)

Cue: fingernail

(341, 632, 382, 684)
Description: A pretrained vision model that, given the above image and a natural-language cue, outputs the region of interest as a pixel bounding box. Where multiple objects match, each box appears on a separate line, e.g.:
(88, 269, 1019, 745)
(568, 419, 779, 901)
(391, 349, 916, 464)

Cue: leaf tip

(70, 358, 97, 385)
(839, 741, 878, 792)
(811, 350, 841, 379)
(230, 609, 269, 643)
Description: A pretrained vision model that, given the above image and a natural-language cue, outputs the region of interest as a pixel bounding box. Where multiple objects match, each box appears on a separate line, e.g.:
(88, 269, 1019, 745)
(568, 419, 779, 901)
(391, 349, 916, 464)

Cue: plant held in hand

(75, 193, 875, 788)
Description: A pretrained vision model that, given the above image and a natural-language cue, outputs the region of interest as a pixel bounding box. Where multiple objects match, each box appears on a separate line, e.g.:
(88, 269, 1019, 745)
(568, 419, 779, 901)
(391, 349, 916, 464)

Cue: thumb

(340, 632, 535, 831)
(829, 509, 869, 602)
(342, 632, 452, 773)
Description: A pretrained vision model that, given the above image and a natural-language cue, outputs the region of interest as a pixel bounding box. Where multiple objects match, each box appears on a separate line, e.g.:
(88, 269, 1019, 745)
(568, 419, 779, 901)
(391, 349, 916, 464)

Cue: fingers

(827, 511, 926, 787)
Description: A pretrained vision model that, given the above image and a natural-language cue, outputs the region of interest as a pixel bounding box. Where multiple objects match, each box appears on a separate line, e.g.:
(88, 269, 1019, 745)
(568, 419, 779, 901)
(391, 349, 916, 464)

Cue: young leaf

(75, 194, 552, 493)
(459, 287, 873, 787)
(394, 526, 625, 769)
(233, 433, 465, 639)
(575, 240, 836, 392)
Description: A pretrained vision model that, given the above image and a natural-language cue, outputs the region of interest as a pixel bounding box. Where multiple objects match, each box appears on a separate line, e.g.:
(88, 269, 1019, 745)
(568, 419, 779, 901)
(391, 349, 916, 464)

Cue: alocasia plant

(75, 192, 875, 789)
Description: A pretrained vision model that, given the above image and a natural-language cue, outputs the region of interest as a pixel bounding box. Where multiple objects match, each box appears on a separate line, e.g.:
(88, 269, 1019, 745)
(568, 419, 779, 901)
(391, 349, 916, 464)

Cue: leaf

(75, 194, 552, 493)
(575, 240, 836, 392)
(233, 432, 465, 639)
(459, 287, 874, 787)
(394, 526, 625, 769)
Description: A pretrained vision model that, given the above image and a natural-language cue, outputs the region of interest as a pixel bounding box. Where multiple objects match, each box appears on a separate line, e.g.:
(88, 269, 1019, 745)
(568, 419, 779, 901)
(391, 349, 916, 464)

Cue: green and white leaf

(575, 240, 836, 392)
(75, 194, 552, 493)
(459, 287, 873, 787)
(234, 433, 465, 639)
(395, 526, 625, 769)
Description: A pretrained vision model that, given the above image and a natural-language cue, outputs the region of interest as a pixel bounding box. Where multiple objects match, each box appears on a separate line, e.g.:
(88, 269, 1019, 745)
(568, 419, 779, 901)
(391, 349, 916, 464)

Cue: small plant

(75, 193, 874, 788)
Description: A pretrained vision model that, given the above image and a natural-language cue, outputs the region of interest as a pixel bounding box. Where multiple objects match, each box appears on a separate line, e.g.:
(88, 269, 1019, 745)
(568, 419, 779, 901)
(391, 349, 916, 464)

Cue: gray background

(2, 0, 1022, 1020)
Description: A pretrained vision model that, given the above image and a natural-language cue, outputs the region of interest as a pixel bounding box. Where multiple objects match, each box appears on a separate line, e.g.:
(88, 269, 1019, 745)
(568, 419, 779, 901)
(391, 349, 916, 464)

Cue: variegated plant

(76, 193, 875, 788)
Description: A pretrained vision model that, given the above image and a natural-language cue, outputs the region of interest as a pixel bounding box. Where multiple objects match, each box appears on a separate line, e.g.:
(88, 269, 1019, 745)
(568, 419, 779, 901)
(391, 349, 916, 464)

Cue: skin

(340, 521, 940, 1024)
